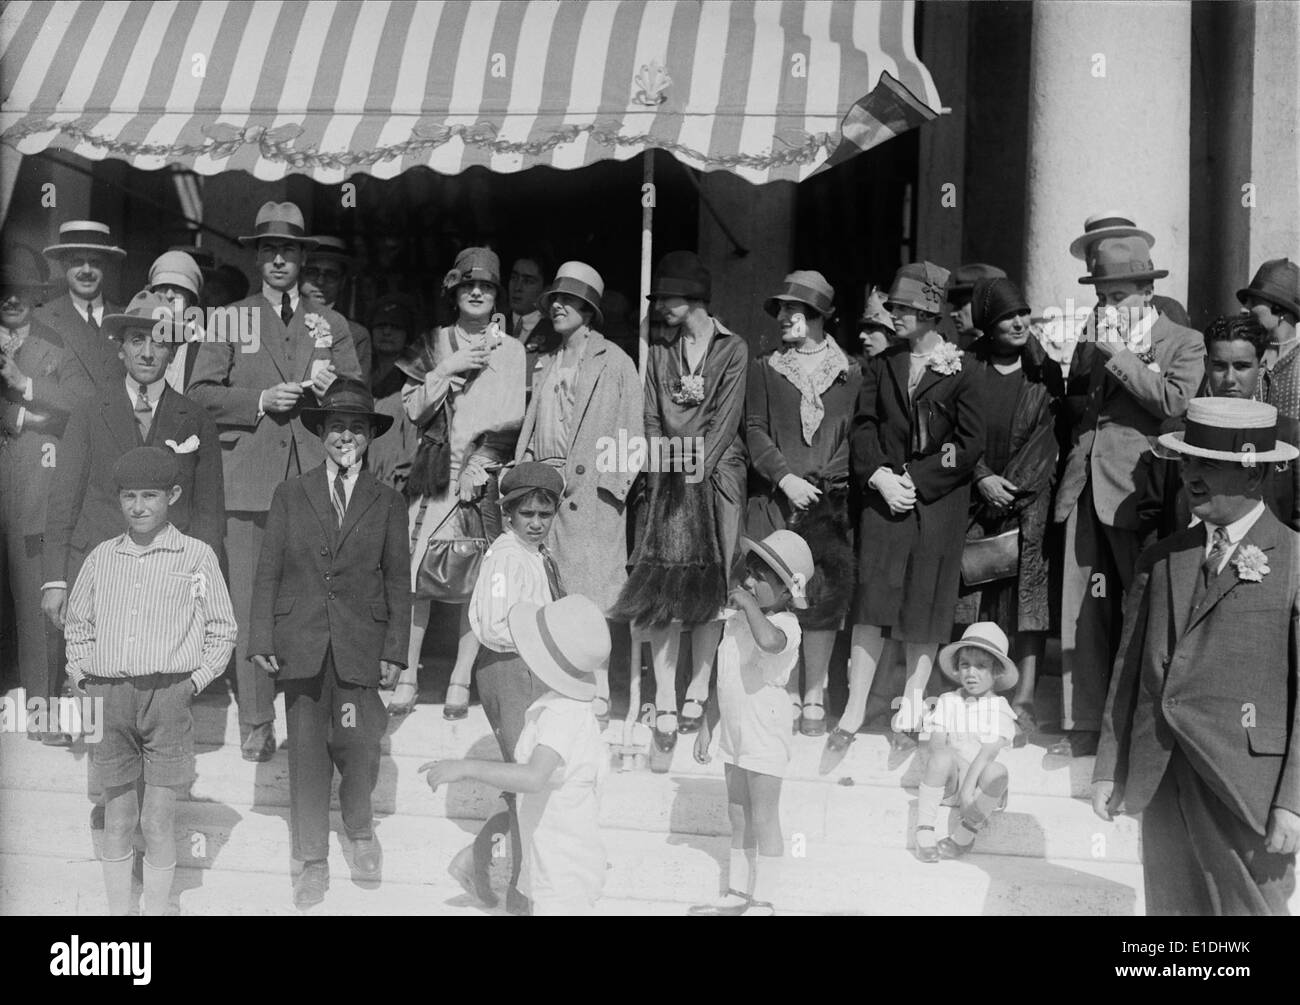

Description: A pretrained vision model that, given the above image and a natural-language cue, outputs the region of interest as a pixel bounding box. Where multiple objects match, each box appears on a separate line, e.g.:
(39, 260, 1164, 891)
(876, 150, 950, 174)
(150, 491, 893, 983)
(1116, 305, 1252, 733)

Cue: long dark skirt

(851, 484, 970, 642)
(748, 483, 855, 631)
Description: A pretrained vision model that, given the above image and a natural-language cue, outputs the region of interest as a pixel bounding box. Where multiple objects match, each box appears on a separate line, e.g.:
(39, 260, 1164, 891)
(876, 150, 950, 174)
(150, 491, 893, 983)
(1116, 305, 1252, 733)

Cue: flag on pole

(814, 72, 940, 176)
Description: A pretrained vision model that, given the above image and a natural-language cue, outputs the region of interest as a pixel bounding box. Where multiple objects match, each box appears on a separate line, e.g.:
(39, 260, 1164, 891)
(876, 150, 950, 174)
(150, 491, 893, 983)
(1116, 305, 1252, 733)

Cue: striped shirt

(64, 524, 236, 693)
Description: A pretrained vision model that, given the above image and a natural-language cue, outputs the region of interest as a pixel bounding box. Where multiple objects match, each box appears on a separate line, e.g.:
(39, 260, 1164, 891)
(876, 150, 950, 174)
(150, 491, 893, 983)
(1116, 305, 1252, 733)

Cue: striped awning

(0, 0, 942, 185)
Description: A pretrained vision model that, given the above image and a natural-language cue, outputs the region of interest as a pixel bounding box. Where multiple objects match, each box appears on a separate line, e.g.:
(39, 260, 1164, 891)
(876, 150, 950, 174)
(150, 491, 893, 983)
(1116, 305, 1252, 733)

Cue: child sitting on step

(913, 622, 1018, 863)
(689, 530, 812, 917)
(422, 594, 609, 916)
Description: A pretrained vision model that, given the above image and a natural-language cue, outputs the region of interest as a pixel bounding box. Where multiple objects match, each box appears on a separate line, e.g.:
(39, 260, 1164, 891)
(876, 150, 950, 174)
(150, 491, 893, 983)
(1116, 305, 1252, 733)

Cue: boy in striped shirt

(65, 446, 236, 916)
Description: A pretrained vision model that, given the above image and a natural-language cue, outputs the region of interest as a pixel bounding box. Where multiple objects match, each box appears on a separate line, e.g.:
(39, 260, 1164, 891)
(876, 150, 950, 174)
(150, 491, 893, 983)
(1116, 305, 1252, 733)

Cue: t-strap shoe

(688, 890, 751, 916)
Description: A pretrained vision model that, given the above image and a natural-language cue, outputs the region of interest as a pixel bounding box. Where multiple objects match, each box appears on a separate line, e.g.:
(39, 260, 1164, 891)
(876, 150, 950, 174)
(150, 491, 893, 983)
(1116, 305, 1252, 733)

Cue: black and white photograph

(0, 0, 1297, 948)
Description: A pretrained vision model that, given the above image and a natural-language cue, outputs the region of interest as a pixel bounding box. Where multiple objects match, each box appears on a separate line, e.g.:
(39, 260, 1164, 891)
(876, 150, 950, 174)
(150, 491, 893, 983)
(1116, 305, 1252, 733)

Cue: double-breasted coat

(33, 293, 124, 394)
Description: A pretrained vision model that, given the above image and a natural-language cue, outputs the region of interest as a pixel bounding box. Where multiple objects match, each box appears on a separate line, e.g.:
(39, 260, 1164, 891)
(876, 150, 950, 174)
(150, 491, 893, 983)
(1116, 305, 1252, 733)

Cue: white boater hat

(1156, 398, 1299, 464)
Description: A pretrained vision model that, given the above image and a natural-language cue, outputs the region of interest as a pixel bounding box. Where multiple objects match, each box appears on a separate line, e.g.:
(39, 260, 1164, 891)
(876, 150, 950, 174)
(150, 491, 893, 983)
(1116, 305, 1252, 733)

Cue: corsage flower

(927, 341, 963, 376)
(304, 313, 332, 348)
(165, 434, 200, 455)
(1231, 544, 1269, 582)
(190, 571, 208, 601)
(670, 374, 706, 406)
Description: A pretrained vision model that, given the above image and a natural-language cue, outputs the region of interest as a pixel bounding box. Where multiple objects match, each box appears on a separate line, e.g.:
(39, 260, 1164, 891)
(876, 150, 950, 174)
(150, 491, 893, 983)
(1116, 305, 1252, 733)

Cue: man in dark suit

(34, 221, 126, 395)
(507, 253, 557, 399)
(303, 236, 372, 380)
(1094, 398, 1300, 914)
(1053, 237, 1205, 757)
(0, 261, 79, 718)
(188, 201, 361, 762)
(249, 379, 411, 909)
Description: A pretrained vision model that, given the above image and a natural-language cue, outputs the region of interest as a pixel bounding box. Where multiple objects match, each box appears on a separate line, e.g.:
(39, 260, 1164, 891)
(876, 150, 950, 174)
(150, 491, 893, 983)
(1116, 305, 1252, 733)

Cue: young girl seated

(447, 461, 566, 913)
(422, 595, 610, 916)
(913, 622, 1018, 862)
(690, 529, 813, 917)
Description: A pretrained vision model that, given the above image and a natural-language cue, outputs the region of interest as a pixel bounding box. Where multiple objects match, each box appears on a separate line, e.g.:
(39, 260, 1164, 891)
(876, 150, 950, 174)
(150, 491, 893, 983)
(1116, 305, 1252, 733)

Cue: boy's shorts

(939, 753, 1010, 810)
(83, 674, 196, 789)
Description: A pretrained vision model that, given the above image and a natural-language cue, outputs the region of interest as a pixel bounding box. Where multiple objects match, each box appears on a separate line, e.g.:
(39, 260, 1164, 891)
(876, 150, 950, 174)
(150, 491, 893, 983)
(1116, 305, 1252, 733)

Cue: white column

(1023, 0, 1192, 313)
(1248, 0, 1300, 267)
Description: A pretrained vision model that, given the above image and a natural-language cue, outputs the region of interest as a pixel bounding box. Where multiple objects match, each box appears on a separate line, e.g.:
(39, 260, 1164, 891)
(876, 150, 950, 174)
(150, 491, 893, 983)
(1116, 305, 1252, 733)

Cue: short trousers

(940, 755, 1010, 810)
(83, 673, 195, 789)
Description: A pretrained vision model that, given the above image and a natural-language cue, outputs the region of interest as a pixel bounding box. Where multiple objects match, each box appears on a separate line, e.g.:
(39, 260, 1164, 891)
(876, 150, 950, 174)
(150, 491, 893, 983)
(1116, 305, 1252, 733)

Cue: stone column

(1023, 1, 1192, 314)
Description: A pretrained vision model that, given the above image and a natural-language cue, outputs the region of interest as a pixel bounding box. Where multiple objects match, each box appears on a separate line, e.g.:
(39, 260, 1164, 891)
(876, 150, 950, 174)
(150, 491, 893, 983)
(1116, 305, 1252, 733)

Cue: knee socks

(101, 850, 135, 916)
(951, 773, 1009, 847)
(915, 783, 944, 849)
(750, 854, 783, 908)
(140, 858, 175, 917)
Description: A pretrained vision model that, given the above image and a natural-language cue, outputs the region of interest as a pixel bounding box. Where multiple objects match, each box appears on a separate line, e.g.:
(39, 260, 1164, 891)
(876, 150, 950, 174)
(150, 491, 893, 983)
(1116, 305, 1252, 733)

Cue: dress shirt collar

(262, 284, 299, 314)
(325, 457, 362, 486)
(113, 523, 183, 556)
(125, 376, 165, 409)
(1198, 500, 1266, 552)
(70, 292, 104, 324)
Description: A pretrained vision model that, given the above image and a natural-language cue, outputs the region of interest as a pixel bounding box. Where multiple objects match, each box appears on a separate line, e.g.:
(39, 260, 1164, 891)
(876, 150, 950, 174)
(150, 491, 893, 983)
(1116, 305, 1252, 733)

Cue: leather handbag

(415, 499, 492, 603)
(960, 527, 1020, 587)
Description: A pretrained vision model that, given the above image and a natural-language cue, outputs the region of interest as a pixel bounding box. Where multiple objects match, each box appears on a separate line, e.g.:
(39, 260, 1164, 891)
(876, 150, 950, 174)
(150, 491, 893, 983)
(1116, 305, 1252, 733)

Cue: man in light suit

(188, 201, 361, 762)
(249, 379, 410, 909)
(1093, 398, 1300, 914)
(303, 236, 372, 380)
(34, 221, 126, 395)
(0, 261, 77, 719)
(1053, 237, 1204, 757)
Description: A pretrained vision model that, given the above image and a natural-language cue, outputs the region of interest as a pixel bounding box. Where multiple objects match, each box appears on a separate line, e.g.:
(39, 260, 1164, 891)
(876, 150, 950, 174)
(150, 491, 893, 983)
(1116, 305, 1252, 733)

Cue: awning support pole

(638, 151, 654, 382)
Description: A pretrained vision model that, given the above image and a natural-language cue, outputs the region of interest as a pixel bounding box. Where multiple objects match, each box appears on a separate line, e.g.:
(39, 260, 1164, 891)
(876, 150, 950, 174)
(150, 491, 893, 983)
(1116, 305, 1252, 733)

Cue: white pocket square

(165, 435, 200, 454)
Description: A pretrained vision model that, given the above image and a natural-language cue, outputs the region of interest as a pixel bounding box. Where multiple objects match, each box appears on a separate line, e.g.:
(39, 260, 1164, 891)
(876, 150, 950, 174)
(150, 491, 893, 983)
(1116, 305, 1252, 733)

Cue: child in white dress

(422, 594, 609, 916)
(913, 621, 1018, 862)
(690, 529, 813, 917)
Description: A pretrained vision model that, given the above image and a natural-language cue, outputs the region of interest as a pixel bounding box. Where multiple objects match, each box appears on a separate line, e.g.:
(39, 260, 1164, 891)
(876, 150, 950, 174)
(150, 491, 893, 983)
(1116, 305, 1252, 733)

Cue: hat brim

(1068, 226, 1155, 260)
(739, 536, 809, 610)
(937, 640, 1019, 692)
(542, 283, 604, 329)
(1154, 431, 1299, 463)
(237, 234, 319, 251)
(1236, 287, 1300, 318)
(1078, 268, 1169, 285)
(763, 293, 831, 319)
(102, 315, 186, 341)
(43, 243, 126, 259)
(300, 405, 394, 438)
(507, 602, 597, 701)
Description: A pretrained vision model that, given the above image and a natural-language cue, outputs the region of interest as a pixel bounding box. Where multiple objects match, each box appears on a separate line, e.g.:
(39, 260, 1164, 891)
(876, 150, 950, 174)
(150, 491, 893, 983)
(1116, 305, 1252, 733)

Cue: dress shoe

(1067, 730, 1099, 758)
(352, 835, 382, 879)
(688, 890, 751, 916)
(937, 837, 973, 859)
(799, 702, 827, 737)
(653, 713, 679, 753)
(889, 731, 918, 753)
(389, 679, 420, 718)
(824, 727, 856, 754)
(448, 844, 497, 908)
(241, 723, 276, 762)
(914, 843, 940, 864)
(439, 682, 468, 720)
(293, 860, 329, 910)
(41, 730, 74, 747)
(678, 699, 704, 734)
(90, 804, 105, 831)
(505, 886, 531, 916)
(1012, 705, 1038, 748)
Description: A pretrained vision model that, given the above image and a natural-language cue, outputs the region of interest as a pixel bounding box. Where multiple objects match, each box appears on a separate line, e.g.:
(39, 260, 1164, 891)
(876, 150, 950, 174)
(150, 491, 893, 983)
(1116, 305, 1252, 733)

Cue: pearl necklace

(795, 340, 829, 355)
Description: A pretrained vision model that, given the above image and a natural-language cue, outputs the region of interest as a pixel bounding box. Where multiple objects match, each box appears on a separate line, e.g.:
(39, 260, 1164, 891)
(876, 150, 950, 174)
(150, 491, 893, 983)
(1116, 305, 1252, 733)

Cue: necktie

(134, 383, 152, 441)
(1189, 526, 1229, 613)
(86, 310, 99, 334)
(281, 292, 293, 327)
(332, 466, 348, 527)
(540, 544, 565, 600)
(511, 314, 523, 340)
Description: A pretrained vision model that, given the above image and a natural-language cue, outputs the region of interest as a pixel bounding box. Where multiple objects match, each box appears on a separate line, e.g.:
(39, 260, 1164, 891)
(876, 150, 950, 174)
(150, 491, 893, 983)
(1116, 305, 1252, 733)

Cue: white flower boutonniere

(190, 571, 207, 601)
(670, 374, 706, 406)
(165, 435, 200, 455)
(928, 342, 962, 376)
(1231, 544, 1269, 582)
(305, 313, 332, 349)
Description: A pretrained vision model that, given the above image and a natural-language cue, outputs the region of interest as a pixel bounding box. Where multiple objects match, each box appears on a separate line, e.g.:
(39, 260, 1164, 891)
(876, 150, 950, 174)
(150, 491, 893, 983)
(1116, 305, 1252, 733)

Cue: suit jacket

(1095, 509, 1300, 835)
(1053, 315, 1204, 530)
(248, 466, 411, 684)
(1, 321, 76, 536)
(43, 383, 225, 585)
(187, 294, 361, 512)
(33, 293, 124, 395)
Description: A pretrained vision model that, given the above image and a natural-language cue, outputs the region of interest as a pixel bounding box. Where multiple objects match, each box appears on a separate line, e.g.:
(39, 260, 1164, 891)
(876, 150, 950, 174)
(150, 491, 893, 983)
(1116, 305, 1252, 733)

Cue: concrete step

(0, 802, 1145, 916)
(0, 737, 1140, 862)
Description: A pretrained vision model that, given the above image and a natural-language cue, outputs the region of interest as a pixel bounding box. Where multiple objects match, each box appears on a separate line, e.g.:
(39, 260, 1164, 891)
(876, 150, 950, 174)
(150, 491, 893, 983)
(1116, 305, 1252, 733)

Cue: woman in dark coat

(953, 278, 1057, 743)
(833, 262, 985, 759)
(746, 271, 861, 736)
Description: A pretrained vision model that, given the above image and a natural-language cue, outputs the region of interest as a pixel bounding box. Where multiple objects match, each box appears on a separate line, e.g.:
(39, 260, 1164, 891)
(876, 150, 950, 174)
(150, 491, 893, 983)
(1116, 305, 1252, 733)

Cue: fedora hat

(43, 220, 126, 260)
(1236, 258, 1300, 320)
(1068, 211, 1155, 261)
(938, 622, 1019, 691)
(102, 290, 187, 343)
(946, 263, 1006, 302)
(237, 202, 318, 249)
(764, 270, 835, 319)
(0, 255, 52, 295)
(499, 461, 565, 507)
(300, 377, 394, 438)
(1078, 236, 1168, 285)
(1156, 398, 1298, 463)
(740, 529, 815, 610)
(306, 236, 353, 263)
(886, 261, 950, 315)
(508, 595, 610, 701)
(649, 251, 711, 302)
(542, 261, 605, 329)
(149, 251, 203, 298)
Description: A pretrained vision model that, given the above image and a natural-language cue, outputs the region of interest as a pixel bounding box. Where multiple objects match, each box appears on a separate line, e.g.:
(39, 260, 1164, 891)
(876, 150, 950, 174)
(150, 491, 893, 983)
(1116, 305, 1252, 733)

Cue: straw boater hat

(763, 270, 835, 319)
(542, 261, 605, 328)
(507, 594, 610, 702)
(102, 290, 187, 343)
(938, 622, 1019, 691)
(1068, 211, 1156, 262)
(237, 202, 318, 249)
(740, 529, 815, 610)
(43, 220, 126, 260)
(886, 261, 950, 315)
(300, 378, 394, 437)
(1078, 236, 1168, 285)
(149, 251, 203, 298)
(1156, 398, 1298, 463)
(1236, 258, 1300, 320)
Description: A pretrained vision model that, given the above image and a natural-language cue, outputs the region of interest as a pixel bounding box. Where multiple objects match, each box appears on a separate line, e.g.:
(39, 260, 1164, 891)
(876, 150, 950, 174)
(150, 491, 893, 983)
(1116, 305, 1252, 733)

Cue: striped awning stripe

(0, 0, 942, 185)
